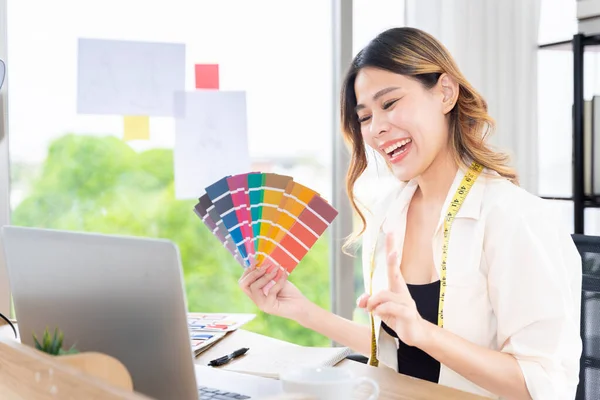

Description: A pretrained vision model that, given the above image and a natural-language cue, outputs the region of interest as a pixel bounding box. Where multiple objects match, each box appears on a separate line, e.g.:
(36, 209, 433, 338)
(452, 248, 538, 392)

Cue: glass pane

(353, 0, 405, 55)
(545, 200, 575, 232)
(585, 208, 600, 236)
(538, 0, 576, 45)
(7, 0, 333, 346)
(537, 49, 573, 197)
(537, 47, 600, 198)
(351, 0, 405, 322)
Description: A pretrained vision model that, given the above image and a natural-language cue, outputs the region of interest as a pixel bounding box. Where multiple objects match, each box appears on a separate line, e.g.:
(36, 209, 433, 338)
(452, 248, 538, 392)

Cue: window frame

(330, 0, 355, 322)
(0, 0, 359, 321)
(0, 0, 11, 317)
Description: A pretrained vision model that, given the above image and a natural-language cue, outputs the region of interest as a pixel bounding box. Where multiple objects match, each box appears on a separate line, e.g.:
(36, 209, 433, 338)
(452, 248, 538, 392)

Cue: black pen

(207, 347, 249, 367)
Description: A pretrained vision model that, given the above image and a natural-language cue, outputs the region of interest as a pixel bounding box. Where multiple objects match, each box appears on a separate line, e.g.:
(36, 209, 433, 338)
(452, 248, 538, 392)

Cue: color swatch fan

(193, 173, 338, 275)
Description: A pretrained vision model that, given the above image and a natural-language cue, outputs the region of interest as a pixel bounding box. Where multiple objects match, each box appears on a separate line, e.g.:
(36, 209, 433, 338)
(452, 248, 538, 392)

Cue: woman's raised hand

(357, 233, 431, 347)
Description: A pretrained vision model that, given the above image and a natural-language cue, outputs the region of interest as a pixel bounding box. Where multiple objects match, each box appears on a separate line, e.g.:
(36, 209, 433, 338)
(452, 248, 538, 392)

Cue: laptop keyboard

(198, 386, 251, 399)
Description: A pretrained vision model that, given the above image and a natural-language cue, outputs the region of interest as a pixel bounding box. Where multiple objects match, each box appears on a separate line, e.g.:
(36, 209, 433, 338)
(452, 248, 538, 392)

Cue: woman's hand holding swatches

(239, 259, 374, 358)
(238, 261, 309, 321)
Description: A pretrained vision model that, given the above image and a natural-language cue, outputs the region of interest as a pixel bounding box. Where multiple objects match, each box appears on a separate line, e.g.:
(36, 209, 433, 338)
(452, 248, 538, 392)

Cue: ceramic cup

(279, 366, 379, 400)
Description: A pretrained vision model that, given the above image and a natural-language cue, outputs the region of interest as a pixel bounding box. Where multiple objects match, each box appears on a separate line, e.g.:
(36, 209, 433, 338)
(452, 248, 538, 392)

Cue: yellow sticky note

(123, 115, 150, 141)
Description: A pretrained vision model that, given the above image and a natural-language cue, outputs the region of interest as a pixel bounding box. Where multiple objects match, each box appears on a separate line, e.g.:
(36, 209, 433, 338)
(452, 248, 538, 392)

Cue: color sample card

(262, 181, 319, 264)
(194, 172, 338, 276)
(254, 173, 293, 265)
(123, 115, 150, 141)
(205, 176, 250, 266)
(247, 172, 265, 252)
(227, 173, 255, 264)
(194, 195, 245, 267)
(267, 195, 338, 273)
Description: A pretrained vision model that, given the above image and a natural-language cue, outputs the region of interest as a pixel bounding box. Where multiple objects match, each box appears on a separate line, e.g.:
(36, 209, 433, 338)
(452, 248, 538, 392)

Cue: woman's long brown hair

(341, 27, 518, 252)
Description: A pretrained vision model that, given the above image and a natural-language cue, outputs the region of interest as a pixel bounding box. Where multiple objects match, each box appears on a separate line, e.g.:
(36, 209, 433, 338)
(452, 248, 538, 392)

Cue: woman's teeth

(384, 138, 412, 156)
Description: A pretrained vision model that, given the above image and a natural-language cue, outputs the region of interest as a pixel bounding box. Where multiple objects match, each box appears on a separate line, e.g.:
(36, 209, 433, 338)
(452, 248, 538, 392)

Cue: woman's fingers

(238, 268, 253, 286)
(366, 290, 414, 312)
(238, 265, 266, 289)
(366, 290, 395, 312)
(356, 293, 370, 309)
(249, 264, 279, 294)
(263, 268, 288, 296)
(372, 301, 410, 320)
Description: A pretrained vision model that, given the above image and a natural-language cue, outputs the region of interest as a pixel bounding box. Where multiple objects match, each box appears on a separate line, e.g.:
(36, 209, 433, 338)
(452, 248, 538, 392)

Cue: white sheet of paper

(77, 38, 185, 116)
(174, 90, 251, 200)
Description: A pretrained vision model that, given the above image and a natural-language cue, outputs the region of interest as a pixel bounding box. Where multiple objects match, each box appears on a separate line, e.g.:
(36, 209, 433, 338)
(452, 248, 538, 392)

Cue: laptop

(1, 225, 283, 400)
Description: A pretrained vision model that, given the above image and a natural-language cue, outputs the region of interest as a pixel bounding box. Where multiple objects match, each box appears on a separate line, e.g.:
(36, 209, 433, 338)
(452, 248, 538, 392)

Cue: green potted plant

(31, 326, 133, 391)
(32, 327, 79, 356)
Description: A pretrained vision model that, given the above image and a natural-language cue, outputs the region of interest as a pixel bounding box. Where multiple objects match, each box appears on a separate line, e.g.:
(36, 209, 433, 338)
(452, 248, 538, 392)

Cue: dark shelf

(541, 33, 600, 233)
(541, 196, 573, 201)
(538, 35, 600, 51)
(584, 200, 600, 208)
(540, 196, 600, 208)
(583, 34, 600, 46)
(538, 39, 572, 50)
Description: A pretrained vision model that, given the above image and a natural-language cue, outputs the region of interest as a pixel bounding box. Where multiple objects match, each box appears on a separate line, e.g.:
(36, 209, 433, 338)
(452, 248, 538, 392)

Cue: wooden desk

(1, 322, 488, 400)
(0, 338, 151, 400)
(195, 329, 489, 400)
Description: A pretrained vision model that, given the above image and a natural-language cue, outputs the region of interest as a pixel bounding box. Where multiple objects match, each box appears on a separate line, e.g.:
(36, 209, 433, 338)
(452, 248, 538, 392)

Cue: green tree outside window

(11, 134, 331, 346)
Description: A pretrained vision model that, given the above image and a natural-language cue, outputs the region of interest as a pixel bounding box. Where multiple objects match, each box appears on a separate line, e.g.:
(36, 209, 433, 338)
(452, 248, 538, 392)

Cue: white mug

(279, 366, 380, 400)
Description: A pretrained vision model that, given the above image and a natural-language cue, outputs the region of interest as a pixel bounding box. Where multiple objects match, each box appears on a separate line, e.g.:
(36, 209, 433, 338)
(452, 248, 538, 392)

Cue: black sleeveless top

(381, 280, 441, 383)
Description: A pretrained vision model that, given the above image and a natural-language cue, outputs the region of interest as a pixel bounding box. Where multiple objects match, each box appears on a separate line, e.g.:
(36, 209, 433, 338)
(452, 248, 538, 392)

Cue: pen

(207, 347, 249, 367)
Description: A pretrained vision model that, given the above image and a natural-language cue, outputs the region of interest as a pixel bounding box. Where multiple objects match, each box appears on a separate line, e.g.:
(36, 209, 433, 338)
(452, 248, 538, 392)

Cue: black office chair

(572, 234, 600, 400)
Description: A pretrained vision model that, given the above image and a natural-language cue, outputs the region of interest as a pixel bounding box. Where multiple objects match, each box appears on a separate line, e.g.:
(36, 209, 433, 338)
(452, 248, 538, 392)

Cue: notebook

(190, 332, 226, 356)
(221, 343, 353, 379)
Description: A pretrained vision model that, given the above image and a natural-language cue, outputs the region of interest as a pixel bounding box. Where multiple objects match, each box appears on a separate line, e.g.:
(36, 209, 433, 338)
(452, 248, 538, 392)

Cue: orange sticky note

(123, 115, 150, 141)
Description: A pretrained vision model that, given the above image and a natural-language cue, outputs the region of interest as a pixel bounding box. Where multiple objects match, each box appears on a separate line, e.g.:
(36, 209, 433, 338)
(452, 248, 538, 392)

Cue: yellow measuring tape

(367, 161, 483, 367)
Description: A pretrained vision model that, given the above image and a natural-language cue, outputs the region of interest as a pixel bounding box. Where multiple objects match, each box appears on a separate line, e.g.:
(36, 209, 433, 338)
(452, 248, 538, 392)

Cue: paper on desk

(190, 331, 226, 356)
(222, 344, 353, 379)
(188, 313, 255, 332)
(174, 90, 251, 200)
(77, 38, 185, 116)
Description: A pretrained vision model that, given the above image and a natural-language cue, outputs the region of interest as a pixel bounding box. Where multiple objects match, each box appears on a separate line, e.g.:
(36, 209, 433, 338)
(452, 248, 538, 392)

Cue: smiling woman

(341, 28, 518, 242)
(343, 27, 581, 400)
(239, 26, 583, 400)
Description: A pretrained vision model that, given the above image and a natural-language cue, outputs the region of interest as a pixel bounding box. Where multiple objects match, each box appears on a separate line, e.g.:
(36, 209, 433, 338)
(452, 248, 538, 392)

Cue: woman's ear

(438, 73, 459, 114)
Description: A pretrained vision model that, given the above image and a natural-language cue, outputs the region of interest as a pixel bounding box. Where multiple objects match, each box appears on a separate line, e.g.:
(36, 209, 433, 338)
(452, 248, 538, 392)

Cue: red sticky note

(195, 64, 219, 89)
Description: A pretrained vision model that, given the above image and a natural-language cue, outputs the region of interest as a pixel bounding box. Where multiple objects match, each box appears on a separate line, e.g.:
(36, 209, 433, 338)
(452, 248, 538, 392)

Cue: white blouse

(361, 166, 582, 399)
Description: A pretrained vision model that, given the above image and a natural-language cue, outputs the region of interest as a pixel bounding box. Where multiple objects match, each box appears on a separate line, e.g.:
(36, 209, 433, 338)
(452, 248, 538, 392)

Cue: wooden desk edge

(196, 329, 491, 400)
(0, 323, 491, 400)
(0, 338, 152, 400)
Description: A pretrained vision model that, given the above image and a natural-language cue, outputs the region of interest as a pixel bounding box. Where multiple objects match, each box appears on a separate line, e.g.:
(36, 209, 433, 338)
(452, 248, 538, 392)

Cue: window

(538, 0, 600, 235)
(537, 0, 595, 234)
(351, 0, 405, 323)
(7, 0, 333, 346)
